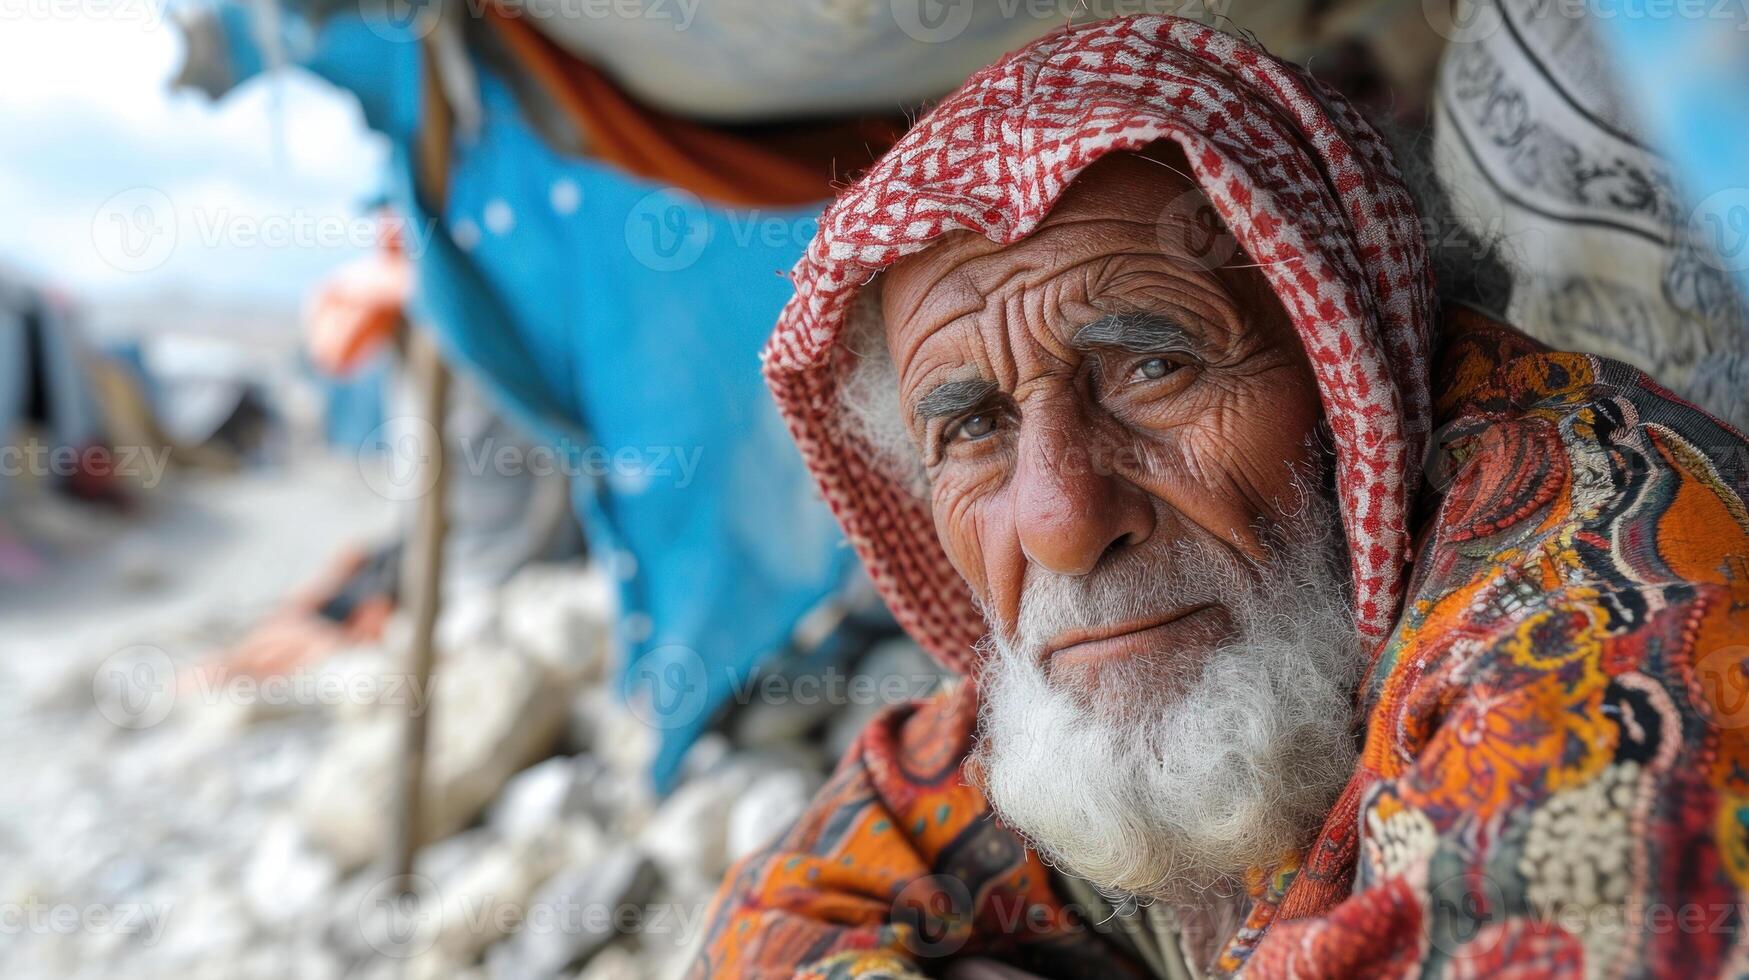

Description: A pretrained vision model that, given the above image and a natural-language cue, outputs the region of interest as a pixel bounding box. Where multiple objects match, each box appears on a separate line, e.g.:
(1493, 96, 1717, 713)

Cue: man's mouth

(1040, 604, 1224, 674)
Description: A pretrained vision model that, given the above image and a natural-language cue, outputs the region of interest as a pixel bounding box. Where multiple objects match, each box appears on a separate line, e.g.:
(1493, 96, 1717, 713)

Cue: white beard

(970, 484, 1365, 910)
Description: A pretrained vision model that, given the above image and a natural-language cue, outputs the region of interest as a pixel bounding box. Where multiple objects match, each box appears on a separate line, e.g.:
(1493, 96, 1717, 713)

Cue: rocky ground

(0, 459, 941, 979)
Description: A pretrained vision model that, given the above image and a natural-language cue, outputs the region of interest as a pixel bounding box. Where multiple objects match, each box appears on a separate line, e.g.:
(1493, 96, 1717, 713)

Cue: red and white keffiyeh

(763, 15, 1435, 673)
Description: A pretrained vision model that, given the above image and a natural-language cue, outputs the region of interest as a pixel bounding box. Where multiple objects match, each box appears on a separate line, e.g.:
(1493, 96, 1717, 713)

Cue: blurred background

(0, 0, 1743, 977)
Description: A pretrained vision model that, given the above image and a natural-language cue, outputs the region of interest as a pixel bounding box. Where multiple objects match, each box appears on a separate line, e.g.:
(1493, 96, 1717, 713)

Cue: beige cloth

(1433, 0, 1749, 430)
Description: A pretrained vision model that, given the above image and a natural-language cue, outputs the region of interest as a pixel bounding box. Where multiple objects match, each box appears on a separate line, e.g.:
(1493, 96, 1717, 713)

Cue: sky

(0, 5, 387, 313)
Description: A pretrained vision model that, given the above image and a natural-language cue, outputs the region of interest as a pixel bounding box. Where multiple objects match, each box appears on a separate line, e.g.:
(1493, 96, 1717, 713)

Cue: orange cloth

(487, 8, 904, 208)
(304, 219, 410, 377)
(688, 311, 1749, 978)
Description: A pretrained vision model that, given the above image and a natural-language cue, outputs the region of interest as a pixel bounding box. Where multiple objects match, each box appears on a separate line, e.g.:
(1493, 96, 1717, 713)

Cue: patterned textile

(762, 15, 1437, 673)
(698, 14, 1749, 977)
(693, 309, 1749, 979)
(690, 681, 1150, 980)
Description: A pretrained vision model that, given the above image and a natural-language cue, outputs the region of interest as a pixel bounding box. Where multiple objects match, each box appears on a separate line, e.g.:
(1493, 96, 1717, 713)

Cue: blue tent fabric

(217, 9, 855, 787)
(313, 354, 389, 449)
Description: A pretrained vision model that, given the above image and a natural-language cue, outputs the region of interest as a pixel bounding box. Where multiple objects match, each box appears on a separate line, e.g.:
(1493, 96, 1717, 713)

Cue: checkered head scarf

(763, 15, 1434, 674)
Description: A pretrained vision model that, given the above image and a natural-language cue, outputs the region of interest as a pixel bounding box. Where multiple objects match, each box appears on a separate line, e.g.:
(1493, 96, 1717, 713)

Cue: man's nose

(1012, 416, 1155, 576)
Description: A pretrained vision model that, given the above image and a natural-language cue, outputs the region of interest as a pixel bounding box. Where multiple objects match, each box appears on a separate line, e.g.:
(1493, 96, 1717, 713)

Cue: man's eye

(950, 413, 998, 442)
(1132, 357, 1174, 381)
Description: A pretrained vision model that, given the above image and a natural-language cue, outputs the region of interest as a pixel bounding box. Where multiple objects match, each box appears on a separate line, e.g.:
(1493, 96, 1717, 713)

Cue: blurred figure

(212, 211, 583, 682)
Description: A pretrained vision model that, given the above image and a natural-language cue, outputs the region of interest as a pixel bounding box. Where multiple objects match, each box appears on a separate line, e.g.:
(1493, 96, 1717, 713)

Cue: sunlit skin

(879, 151, 1326, 679)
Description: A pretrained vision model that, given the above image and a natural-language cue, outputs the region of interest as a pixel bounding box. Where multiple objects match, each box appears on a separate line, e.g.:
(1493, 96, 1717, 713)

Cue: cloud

(0, 15, 387, 305)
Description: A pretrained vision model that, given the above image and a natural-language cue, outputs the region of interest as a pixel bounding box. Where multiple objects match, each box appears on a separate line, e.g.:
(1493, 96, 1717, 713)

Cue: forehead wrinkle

(1013, 278, 1084, 385)
(891, 185, 1229, 412)
(902, 262, 1039, 399)
(884, 238, 991, 359)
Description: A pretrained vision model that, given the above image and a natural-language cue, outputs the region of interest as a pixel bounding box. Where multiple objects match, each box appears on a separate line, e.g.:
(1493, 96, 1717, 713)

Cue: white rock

(437, 589, 504, 653)
(483, 850, 658, 980)
(415, 827, 496, 882)
(297, 646, 570, 870)
(485, 755, 637, 844)
(561, 686, 607, 755)
(152, 874, 253, 966)
(426, 646, 572, 834)
(584, 694, 659, 800)
(405, 952, 485, 980)
(242, 816, 338, 930)
(637, 765, 753, 882)
(677, 733, 732, 783)
(293, 716, 398, 871)
(433, 838, 549, 962)
(576, 946, 644, 980)
(727, 681, 840, 748)
(311, 645, 402, 723)
(727, 768, 822, 863)
(498, 564, 614, 685)
(224, 940, 345, 980)
(487, 757, 586, 841)
(430, 820, 604, 963)
(22, 650, 112, 714)
(571, 755, 648, 833)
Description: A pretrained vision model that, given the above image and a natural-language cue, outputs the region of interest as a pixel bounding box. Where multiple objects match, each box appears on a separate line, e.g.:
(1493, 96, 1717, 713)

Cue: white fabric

(1433, 0, 1749, 430)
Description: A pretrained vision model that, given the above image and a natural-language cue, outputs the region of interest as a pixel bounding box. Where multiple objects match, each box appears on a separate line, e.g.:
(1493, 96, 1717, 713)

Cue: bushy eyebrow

(1071, 312, 1198, 354)
(914, 376, 998, 423)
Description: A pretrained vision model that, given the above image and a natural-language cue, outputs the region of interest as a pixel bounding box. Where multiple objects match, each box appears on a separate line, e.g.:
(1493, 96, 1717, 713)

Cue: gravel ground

(0, 454, 938, 979)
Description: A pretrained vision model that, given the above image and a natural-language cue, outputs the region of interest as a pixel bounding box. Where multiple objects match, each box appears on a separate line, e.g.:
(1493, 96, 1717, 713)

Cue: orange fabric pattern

(691, 682, 1148, 979)
(690, 312, 1749, 978)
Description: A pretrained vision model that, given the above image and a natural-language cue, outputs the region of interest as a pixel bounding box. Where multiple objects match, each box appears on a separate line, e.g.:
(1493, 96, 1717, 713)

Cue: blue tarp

(217, 8, 854, 787)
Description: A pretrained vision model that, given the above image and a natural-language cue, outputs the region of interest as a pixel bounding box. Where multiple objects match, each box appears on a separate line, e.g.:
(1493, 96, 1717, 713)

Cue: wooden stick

(391, 327, 449, 884)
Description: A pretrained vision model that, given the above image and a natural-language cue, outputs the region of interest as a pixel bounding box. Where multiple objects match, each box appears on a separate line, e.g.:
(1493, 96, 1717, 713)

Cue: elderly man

(690, 16, 1749, 979)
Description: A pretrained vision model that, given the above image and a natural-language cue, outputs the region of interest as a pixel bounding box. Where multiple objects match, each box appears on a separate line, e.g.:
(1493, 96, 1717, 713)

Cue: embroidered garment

(695, 309, 1749, 978)
(692, 15, 1749, 979)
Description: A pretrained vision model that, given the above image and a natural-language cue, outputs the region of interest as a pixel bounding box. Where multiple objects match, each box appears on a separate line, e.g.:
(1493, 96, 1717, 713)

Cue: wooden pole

(388, 28, 455, 889)
(391, 328, 449, 884)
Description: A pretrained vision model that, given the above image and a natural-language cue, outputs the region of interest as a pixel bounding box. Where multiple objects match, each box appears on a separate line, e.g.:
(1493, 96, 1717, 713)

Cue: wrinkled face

(878, 152, 1363, 910)
(881, 152, 1324, 685)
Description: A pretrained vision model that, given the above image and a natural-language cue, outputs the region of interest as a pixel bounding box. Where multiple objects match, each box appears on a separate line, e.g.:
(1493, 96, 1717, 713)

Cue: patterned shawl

(693, 15, 1749, 980)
